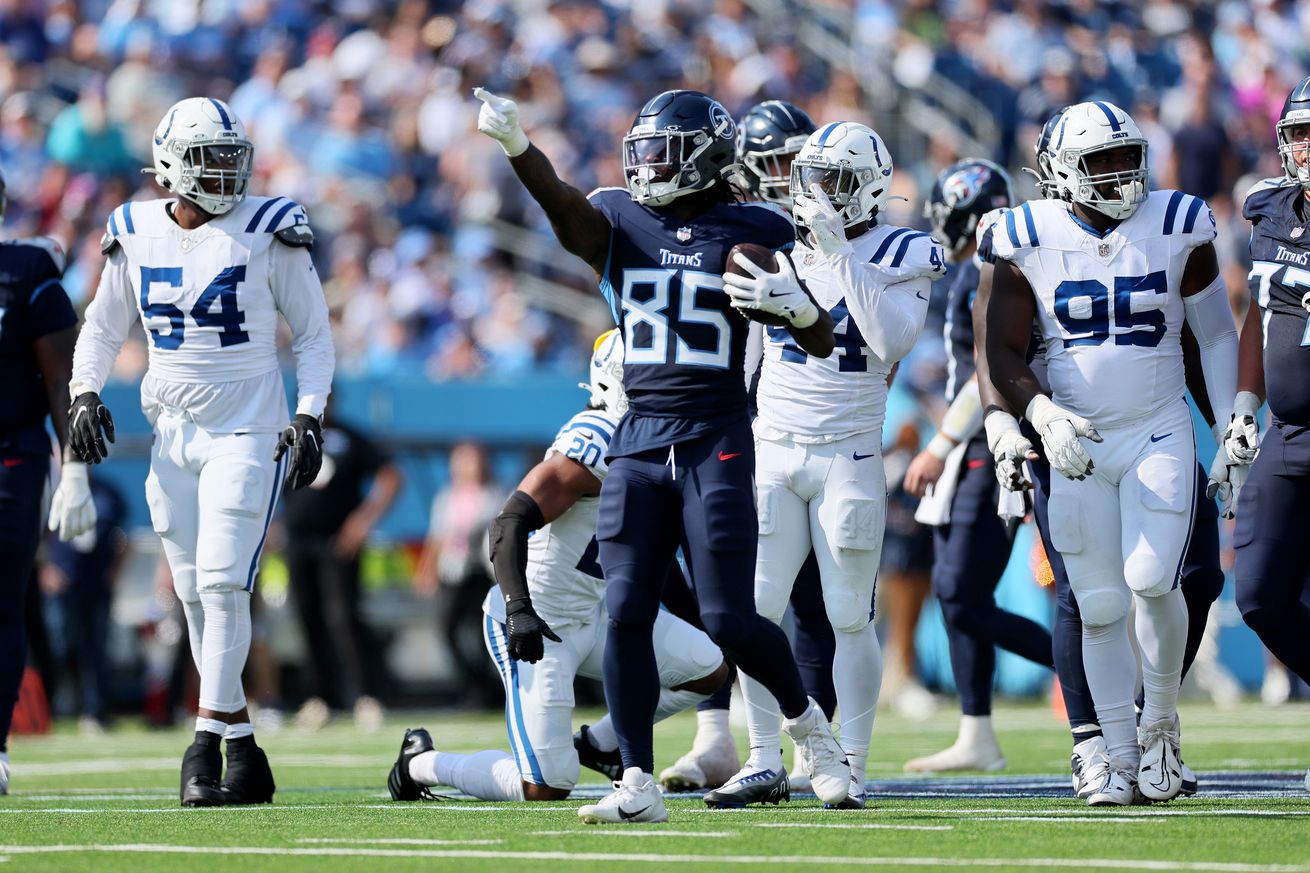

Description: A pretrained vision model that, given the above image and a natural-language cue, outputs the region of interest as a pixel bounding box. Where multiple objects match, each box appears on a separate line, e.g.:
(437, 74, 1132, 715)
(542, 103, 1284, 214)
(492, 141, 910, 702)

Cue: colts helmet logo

(942, 164, 992, 209)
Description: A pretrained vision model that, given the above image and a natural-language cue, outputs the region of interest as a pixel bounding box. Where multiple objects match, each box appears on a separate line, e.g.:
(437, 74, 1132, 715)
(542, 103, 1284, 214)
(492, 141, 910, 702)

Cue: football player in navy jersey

(0, 170, 92, 796)
(474, 87, 849, 821)
(903, 159, 1054, 775)
(1231, 77, 1310, 793)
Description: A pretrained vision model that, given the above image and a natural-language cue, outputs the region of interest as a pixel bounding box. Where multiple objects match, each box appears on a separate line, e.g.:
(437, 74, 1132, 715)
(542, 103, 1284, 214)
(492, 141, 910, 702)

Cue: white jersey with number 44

(988, 191, 1215, 430)
(755, 224, 943, 442)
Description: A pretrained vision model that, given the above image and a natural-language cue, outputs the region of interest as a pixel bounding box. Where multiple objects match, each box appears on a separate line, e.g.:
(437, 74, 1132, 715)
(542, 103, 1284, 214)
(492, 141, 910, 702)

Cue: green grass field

(2, 701, 1307, 872)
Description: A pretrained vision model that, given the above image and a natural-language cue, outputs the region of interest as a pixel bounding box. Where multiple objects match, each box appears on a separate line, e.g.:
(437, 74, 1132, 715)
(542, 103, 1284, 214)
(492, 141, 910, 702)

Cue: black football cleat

(388, 727, 436, 801)
(574, 724, 622, 782)
(220, 735, 276, 805)
(180, 733, 224, 807)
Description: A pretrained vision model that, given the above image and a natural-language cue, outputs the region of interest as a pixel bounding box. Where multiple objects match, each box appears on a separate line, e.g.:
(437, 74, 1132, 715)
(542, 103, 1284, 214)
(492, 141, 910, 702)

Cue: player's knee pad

(1124, 547, 1176, 599)
(1074, 584, 1131, 628)
(823, 582, 877, 635)
(144, 469, 175, 536)
(197, 460, 270, 584)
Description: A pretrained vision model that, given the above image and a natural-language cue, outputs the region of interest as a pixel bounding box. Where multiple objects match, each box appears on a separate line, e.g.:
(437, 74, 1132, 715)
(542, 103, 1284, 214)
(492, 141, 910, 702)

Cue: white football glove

(1223, 390, 1261, 465)
(792, 183, 852, 259)
(722, 251, 819, 328)
(47, 461, 96, 542)
(1205, 447, 1248, 520)
(984, 410, 1036, 492)
(473, 87, 529, 157)
(1025, 394, 1102, 481)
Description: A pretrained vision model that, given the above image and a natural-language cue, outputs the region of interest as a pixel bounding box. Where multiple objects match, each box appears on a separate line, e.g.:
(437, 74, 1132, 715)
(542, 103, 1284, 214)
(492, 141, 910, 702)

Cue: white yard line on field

(530, 830, 736, 838)
(296, 838, 502, 846)
(755, 823, 953, 832)
(0, 845, 1304, 872)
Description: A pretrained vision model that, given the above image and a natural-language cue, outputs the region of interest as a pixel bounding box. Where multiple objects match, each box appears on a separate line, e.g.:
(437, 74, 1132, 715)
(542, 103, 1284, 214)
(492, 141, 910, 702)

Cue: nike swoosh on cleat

(719, 451, 742, 461)
(618, 805, 650, 821)
(1150, 432, 1172, 442)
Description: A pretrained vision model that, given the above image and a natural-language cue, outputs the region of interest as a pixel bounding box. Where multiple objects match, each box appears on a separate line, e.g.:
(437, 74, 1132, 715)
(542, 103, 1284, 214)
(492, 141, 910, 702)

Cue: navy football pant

(932, 438, 1053, 717)
(789, 551, 838, 720)
(599, 420, 808, 773)
(657, 562, 737, 712)
(1235, 421, 1310, 683)
(1031, 452, 1223, 730)
(0, 451, 48, 751)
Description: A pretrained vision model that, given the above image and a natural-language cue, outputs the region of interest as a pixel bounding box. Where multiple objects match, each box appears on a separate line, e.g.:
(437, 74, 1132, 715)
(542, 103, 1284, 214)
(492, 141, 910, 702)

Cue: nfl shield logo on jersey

(1097, 242, 1111, 257)
(1293, 226, 1304, 240)
(677, 226, 693, 243)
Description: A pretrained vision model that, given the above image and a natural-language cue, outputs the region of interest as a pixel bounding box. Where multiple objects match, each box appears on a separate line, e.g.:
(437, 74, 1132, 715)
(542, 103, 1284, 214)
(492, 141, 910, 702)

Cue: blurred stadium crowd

(7, 0, 1310, 726)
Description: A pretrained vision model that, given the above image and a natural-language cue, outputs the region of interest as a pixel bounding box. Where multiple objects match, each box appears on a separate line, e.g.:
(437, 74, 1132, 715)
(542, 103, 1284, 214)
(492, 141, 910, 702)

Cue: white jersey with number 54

(987, 192, 1215, 430)
(71, 196, 334, 433)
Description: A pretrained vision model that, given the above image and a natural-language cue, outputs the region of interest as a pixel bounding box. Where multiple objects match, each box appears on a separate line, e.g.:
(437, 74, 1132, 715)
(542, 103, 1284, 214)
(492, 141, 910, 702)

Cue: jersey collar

(1063, 206, 1120, 239)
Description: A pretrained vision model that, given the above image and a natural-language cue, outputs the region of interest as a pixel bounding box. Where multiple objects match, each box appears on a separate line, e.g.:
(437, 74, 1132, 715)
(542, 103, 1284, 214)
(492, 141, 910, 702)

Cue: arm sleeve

(269, 241, 335, 418)
(1183, 275, 1238, 433)
(70, 248, 137, 397)
(830, 248, 932, 364)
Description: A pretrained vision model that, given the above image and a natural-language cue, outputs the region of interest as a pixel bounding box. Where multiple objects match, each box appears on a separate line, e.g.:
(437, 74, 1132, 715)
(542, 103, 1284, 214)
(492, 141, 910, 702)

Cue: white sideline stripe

(756, 823, 954, 832)
(968, 816, 1155, 824)
(531, 830, 735, 838)
(297, 839, 502, 846)
(16, 755, 383, 776)
(0, 845, 1304, 871)
(19, 794, 173, 802)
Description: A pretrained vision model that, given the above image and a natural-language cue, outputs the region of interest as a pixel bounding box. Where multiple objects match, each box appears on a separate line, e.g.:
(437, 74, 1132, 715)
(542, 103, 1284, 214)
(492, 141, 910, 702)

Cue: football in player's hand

(726, 243, 790, 326)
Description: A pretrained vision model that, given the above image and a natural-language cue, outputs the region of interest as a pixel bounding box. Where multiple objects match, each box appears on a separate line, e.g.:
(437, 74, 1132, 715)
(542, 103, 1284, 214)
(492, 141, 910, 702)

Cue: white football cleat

(1071, 734, 1107, 799)
(659, 733, 740, 791)
(1138, 718, 1183, 802)
(783, 698, 850, 806)
(1084, 754, 1138, 807)
(789, 745, 811, 793)
(578, 767, 669, 824)
(824, 768, 868, 810)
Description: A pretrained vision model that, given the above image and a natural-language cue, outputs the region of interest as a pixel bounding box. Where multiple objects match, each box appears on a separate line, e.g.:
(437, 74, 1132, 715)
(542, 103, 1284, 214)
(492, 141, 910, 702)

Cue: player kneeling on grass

(389, 331, 729, 818)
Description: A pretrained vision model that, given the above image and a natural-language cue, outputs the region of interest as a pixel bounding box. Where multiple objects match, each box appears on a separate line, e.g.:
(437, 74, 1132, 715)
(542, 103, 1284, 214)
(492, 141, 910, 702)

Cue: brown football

(726, 243, 789, 327)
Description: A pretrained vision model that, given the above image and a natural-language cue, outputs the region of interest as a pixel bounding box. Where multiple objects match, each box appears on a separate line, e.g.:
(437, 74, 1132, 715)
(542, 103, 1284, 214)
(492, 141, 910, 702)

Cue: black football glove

(68, 391, 115, 464)
(274, 413, 323, 490)
(505, 597, 561, 663)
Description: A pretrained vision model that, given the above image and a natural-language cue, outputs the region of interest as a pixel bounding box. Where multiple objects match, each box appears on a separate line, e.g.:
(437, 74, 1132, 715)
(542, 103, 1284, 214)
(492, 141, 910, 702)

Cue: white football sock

(584, 718, 619, 753)
(1134, 588, 1187, 727)
(224, 722, 254, 740)
(410, 749, 524, 801)
(197, 589, 251, 713)
(194, 716, 227, 737)
(693, 707, 732, 751)
(833, 620, 881, 766)
(740, 673, 784, 771)
(1082, 615, 1140, 764)
(654, 687, 708, 724)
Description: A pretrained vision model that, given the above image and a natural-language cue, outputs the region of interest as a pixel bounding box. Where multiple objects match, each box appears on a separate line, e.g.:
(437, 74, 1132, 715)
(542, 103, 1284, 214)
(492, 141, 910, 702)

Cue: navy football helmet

(925, 159, 1014, 260)
(623, 90, 738, 207)
(1278, 77, 1310, 189)
(1026, 108, 1068, 198)
(736, 100, 816, 207)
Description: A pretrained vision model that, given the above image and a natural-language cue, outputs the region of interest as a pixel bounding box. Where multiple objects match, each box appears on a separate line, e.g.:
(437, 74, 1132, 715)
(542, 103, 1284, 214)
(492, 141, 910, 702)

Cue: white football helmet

(1046, 101, 1148, 220)
(580, 328, 627, 415)
(149, 97, 253, 215)
(790, 121, 893, 228)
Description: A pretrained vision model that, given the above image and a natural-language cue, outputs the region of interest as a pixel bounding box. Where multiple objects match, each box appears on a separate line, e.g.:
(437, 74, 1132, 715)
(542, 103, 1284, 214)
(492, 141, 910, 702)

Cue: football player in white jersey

(979, 101, 1238, 805)
(388, 331, 728, 821)
(709, 122, 945, 808)
(66, 97, 334, 807)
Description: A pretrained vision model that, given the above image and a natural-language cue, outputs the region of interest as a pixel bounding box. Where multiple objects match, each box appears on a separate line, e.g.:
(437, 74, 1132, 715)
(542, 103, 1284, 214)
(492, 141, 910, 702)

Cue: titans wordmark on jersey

(1245, 177, 1310, 425)
(987, 191, 1215, 429)
(586, 187, 794, 456)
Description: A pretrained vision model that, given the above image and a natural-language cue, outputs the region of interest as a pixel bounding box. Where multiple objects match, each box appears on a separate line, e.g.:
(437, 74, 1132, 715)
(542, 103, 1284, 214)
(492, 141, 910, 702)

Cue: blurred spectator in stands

(415, 442, 502, 708)
(44, 78, 135, 178)
(39, 474, 128, 735)
(281, 401, 401, 732)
